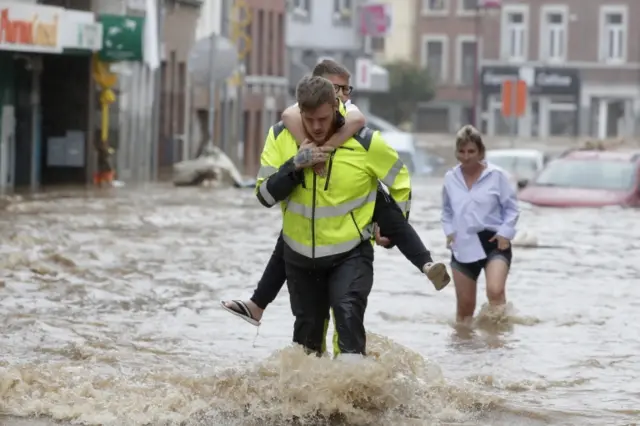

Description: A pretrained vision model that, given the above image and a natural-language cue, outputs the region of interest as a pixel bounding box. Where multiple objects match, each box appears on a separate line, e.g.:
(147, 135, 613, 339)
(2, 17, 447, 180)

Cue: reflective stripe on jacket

(255, 123, 412, 261)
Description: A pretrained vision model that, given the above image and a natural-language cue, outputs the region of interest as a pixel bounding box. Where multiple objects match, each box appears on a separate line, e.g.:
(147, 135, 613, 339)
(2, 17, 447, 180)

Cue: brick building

(192, 0, 287, 176)
(479, 0, 640, 138)
(158, 0, 201, 170)
(241, 0, 287, 175)
(412, 0, 484, 133)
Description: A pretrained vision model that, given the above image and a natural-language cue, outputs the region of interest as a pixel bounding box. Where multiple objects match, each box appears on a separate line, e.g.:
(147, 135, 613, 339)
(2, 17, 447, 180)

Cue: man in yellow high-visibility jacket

(255, 75, 412, 356)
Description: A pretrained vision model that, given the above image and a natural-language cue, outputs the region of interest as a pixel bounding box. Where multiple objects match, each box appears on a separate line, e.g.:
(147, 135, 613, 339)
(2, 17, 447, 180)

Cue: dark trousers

(286, 242, 374, 355)
(250, 187, 432, 309)
(451, 230, 513, 281)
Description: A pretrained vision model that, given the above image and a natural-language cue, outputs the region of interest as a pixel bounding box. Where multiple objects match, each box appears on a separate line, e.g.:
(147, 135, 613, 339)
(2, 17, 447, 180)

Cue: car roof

(486, 149, 544, 158)
(562, 149, 640, 162)
(380, 131, 416, 153)
(366, 115, 401, 132)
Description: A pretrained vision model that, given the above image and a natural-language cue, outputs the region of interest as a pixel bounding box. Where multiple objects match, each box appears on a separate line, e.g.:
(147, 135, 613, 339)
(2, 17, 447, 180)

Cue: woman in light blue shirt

(441, 125, 520, 323)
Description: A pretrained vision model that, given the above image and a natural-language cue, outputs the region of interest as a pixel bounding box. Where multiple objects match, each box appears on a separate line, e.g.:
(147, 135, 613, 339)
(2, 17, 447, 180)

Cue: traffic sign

(501, 79, 527, 117)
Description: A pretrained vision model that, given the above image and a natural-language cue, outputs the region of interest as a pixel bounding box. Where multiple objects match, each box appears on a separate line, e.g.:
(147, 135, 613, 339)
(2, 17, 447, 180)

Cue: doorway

(39, 53, 91, 186)
(12, 56, 34, 188)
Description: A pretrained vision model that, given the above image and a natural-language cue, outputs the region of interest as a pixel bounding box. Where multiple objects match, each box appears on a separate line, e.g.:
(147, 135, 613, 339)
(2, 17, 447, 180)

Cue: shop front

(0, 1, 102, 192)
(481, 65, 581, 138)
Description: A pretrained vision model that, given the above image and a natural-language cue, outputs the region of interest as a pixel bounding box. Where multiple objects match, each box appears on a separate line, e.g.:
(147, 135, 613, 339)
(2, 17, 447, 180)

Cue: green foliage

(370, 60, 435, 126)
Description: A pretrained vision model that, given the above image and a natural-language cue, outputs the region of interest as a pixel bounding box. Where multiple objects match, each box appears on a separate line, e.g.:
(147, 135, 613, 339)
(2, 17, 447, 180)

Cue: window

(501, 6, 528, 61)
(531, 99, 540, 137)
(535, 159, 636, 191)
(492, 105, 516, 136)
(548, 104, 577, 136)
(277, 13, 285, 76)
(462, 106, 473, 126)
(421, 36, 447, 84)
(292, 0, 310, 17)
(422, 0, 448, 15)
(333, 0, 352, 23)
(371, 37, 385, 52)
(540, 6, 567, 62)
(267, 11, 274, 75)
(457, 38, 477, 86)
(459, 0, 477, 13)
(256, 10, 264, 75)
(600, 6, 627, 63)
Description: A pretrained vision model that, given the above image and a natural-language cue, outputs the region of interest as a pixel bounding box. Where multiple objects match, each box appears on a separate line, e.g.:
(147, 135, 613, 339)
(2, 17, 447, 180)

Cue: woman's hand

(489, 234, 511, 250)
(374, 223, 391, 247)
(446, 234, 455, 249)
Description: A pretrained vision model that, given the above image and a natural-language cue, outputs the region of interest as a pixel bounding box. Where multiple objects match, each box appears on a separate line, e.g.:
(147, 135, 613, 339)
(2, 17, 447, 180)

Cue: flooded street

(1, 179, 639, 425)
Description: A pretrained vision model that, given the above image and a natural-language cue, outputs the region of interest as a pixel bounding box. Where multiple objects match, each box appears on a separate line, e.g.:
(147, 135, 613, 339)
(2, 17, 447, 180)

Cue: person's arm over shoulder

(441, 170, 455, 237)
(256, 124, 302, 208)
(281, 103, 306, 145)
(495, 169, 520, 239)
(364, 130, 411, 217)
(323, 103, 366, 150)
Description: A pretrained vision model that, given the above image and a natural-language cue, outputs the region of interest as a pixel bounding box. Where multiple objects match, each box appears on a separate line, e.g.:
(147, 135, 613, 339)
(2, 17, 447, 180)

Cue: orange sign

(501, 80, 527, 118)
(0, 4, 62, 53)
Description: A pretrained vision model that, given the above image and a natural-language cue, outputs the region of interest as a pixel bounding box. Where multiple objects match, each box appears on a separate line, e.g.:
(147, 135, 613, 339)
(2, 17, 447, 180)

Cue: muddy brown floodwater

(0, 179, 639, 426)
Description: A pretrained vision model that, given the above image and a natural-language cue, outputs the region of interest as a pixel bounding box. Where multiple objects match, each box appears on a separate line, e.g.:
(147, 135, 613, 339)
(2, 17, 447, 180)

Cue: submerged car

(367, 114, 443, 175)
(518, 149, 640, 207)
(485, 149, 549, 190)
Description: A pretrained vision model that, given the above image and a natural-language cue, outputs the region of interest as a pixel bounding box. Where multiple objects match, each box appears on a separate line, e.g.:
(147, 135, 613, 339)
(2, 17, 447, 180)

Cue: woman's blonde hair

(455, 125, 485, 158)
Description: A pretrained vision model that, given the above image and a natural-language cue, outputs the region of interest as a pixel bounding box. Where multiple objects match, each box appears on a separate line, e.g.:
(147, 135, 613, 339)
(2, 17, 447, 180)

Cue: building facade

(286, 0, 389, 114)
(157, 0, 201, 171)
(93, 0, 164, 183)
(412, 0, 485, 133)
(1, 0, 104, 192)
(480, 0, 640, 139)
(369, 0, 417, 65)
(192, 0, 287, 176)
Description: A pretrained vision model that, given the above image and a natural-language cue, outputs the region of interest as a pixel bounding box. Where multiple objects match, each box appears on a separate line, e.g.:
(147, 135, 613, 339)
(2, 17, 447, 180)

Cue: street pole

(182, 66, 192, 161)
(237, 64, 245, 165)
(220, 0, 230, 156)
(206, 32, 217, 150)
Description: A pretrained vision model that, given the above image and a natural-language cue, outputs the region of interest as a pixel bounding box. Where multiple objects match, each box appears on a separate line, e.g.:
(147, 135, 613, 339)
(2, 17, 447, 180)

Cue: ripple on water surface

(0, 182, 639, 425)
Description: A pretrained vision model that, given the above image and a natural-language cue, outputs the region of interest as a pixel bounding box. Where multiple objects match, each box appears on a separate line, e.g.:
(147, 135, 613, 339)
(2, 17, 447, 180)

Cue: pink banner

(359, 4, 391, 37)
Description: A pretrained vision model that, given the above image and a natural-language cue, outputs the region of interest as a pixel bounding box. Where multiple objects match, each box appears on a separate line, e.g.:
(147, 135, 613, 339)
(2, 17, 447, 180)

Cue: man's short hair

(296, 76, 338, 112)
(312, 59, 350, 79)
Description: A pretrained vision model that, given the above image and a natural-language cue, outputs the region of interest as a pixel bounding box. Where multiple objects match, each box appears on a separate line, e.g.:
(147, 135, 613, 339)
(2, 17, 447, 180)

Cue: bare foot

(223, 299, 264, 322)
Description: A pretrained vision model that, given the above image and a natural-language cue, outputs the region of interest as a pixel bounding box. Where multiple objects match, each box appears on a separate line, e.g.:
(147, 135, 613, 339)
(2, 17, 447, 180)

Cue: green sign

(98, 15, 145, 62)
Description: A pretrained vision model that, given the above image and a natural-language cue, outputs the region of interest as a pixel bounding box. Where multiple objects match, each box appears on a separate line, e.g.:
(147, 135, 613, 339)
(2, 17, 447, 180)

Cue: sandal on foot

(220, 300, 261, 326)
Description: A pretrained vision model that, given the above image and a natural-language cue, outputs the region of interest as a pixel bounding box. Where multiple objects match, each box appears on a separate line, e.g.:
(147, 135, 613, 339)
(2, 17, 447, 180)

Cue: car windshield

(366, 116, 400, 132)
(534, 159, 636, 191)
(487, 155, 539, 180)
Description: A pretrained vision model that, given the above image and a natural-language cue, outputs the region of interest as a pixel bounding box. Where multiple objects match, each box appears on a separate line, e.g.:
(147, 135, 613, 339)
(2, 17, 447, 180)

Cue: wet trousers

(250, 186, 431, 309)
(285, 242, 374, 356)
